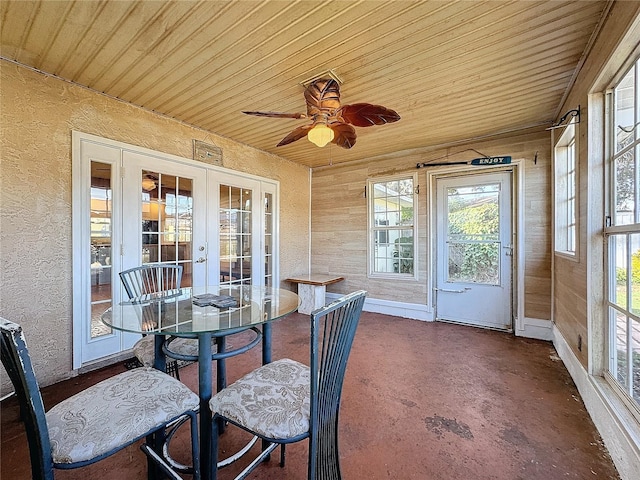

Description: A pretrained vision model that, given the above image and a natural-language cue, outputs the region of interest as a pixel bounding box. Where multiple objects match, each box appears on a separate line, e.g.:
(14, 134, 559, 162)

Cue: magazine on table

(192, 293, 238, 308)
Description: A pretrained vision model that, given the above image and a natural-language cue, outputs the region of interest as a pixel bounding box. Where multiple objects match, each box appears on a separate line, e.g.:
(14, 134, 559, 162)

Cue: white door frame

(434, 171, 513, 330)
(426, 161, 526, 335)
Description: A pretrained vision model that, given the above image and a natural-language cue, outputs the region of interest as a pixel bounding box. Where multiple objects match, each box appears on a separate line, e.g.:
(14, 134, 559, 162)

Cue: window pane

(613, 234, 628, 309)
(615, 149, 635, 225)
(370, 176, 415, 275)
(607, 57, 640, 413)
(615, 66, 635, 154)
(615, 312, 629, 389)
(633, 319, 640, 403)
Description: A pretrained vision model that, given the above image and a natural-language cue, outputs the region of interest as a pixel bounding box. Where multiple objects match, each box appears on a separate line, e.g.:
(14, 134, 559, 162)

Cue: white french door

(211, 171, 261, 287)
(73, 132, 279, 368)
(435, 171, 513, 330)
(121, 151, 208, 287)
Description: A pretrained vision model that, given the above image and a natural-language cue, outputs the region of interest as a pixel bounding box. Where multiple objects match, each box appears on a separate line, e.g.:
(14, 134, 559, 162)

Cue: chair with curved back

(120, 264, 211, 380)
(209, 290, 367, 480)
(119, 264, 183, 299)
(0, 317, 200, 480)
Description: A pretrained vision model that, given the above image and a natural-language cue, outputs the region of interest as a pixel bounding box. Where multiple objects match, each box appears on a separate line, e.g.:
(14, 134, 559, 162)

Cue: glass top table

(102, 285, 300, 480)
(102, 285, 300, 336)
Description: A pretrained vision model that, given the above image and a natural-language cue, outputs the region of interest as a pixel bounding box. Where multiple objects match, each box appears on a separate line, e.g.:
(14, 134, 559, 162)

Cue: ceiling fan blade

(329, 123, 357, 149)
(276, 125, 313, 147)
(338, 103, 401, 127)
(304, 79, 341, 116)
(243, 111, 307, 119)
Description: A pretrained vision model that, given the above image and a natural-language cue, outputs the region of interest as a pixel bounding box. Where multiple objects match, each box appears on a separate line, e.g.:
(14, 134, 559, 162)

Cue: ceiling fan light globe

(141, 177, 157, 191)
(307, 124, 334, 147)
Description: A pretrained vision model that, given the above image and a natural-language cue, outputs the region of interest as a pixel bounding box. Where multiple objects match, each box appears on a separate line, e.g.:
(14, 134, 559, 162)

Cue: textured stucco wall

(0, 61, 310, 392)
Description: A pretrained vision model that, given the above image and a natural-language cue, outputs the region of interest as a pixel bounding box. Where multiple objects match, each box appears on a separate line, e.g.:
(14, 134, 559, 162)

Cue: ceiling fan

(242, 78, 400, 149)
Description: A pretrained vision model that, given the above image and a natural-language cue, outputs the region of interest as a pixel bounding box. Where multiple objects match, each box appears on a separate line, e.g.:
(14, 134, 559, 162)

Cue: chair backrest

(308, 290, 367, 480)
(119, 264, 183, 299)
(0, 318, 55, 479)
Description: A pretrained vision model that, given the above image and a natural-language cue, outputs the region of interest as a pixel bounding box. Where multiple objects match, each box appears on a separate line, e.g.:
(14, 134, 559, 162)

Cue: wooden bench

(284, 274, 345, 314)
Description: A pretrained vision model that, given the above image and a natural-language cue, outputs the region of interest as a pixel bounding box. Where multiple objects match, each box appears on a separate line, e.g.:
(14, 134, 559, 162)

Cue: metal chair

(119, 264, 183, 298)
(209, 290, 367, 480)
(120, 264, 200, 379)
(0, 317, 200, 480)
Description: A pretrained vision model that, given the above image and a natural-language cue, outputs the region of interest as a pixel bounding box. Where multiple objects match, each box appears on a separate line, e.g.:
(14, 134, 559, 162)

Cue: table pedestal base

(297, 283, 326, 314)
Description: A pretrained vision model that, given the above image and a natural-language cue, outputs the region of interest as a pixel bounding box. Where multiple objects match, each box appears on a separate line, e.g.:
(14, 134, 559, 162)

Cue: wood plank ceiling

(1, 0, 609, 169)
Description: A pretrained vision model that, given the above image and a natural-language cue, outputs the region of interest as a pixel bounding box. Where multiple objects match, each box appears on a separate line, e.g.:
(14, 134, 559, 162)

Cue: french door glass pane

(220, 185, 252, 285)
(141, 170, 193, 287)
(265, 193, 273, 287)
(90, 161, 112, 338)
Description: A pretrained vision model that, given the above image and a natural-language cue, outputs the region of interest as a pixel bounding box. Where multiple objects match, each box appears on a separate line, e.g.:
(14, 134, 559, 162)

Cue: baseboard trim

(516, 317, 554, 341)
(325, 293, 433, 321)
(553, 325, 640, 480)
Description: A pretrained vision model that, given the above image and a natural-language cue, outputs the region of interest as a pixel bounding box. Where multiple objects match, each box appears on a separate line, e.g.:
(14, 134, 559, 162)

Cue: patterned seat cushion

(46, 367, 199, 464)
(133, 335, 217, 366)
(210, 358, 310, 440)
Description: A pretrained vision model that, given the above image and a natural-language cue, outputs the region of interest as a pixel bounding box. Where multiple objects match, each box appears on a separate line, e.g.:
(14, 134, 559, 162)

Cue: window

(554, 123, 577, 257)
(605, 56, 640, 416)
(368, 174, 417, 277)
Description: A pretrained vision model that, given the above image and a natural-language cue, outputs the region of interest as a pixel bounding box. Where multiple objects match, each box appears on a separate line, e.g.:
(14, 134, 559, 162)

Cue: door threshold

(436, 317, 513, 333)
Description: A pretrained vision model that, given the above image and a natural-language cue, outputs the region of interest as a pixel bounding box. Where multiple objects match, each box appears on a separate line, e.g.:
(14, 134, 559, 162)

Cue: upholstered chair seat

(46, 367, 199, 464)
(132, 335, 217, 367)
(210, 358, 310, 440)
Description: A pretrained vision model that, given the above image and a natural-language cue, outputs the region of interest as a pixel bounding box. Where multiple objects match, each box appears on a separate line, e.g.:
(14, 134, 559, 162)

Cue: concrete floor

(1, 312, 621, 479)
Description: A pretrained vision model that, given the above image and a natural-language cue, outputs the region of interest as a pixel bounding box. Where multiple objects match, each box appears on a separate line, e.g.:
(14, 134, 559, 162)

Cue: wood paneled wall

(311, 132, 552, 321)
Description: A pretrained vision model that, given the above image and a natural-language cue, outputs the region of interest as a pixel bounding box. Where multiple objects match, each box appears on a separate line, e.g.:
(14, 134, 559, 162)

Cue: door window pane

(141, 170, 193, 286)
(264, 193, 273, 287)
(220, 185, 253, 285)
(90, 161, 112, 338)
(446, 184, 500, 285)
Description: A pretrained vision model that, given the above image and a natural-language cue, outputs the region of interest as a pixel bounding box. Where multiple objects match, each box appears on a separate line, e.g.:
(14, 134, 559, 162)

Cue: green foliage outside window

(447, 200, 499, 283)
(616, 249, 640, 284)
(393, 236, 414, 274)
(392, 205, 414, 274)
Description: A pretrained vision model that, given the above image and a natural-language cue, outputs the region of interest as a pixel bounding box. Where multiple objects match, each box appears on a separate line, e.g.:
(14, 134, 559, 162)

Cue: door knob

(195, 257, 206, 263)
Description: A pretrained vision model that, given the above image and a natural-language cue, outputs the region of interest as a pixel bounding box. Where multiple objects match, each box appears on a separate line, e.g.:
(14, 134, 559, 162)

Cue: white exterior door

(121, 151, 208, 288)
(435, 171, 513, 330)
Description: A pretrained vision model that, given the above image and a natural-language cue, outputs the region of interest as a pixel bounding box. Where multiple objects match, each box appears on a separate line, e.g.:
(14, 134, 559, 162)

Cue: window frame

(367, 173, 418, 280)
(604, 54, 640, 421)
(554, 122, 579, 259)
